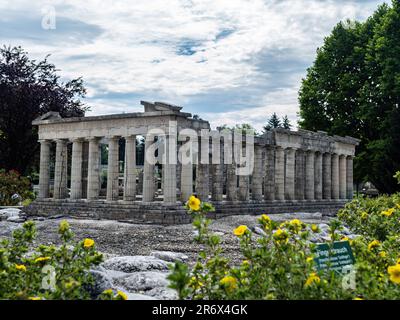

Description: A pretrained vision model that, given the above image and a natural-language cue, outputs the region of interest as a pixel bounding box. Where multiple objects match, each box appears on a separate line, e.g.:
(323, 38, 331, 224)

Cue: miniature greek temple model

(26, 101, 360, 224)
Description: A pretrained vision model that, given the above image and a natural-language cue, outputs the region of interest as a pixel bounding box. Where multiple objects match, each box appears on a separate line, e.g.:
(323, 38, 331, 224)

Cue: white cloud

(0, 0, 386, 126)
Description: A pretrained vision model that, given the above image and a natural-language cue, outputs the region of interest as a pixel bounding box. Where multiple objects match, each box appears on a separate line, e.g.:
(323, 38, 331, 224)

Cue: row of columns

(261, 147, 353, 202)
(38, 138, 354, 204)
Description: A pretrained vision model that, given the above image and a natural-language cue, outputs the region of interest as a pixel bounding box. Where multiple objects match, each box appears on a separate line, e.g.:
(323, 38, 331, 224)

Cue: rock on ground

(115, 271, 169, 291)
(101, 256, 170, 273)
(150, 251, 189, 263)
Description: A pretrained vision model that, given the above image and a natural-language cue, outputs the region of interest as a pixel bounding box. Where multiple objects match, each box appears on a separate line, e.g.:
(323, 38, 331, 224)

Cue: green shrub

(0, 220, 105, 300)
(395, 172, 400, 185)
(168, 196, 400, 300)
(338, 194, 400, 241)
(0, 169, 35, 206)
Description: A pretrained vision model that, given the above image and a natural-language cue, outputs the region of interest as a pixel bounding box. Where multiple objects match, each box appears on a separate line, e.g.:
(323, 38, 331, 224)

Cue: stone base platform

(25, 199, 348, 225)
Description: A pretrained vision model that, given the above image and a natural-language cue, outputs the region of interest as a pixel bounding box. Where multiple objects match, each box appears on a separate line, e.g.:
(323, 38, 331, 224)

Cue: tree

(263, 113, 281, 131)
(0, 46, 88, 175)
(263, 113, 292, 132)
(298, 1, 400, 193)
(282, 115, 292, 130)
(216, 123, 257, 136)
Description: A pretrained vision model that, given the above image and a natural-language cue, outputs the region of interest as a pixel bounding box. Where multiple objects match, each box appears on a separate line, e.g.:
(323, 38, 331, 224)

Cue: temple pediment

(141, 101, 183, 113)
(33, 111, 62, 124)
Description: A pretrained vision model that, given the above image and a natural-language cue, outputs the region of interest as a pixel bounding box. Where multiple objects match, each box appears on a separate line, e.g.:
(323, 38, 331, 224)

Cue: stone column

(211, 140, 223, 202)
(226, 163, 237, 201)
(284, 148, 296, 201)
(106, 136, 120, 201)
(181, 162, 193, 202)
(264, 146, 275, 201)
(142, 136, 155, 202)
(322, 153, 332, 200)
(331, 154, 340, 199)
(346, 156, 354, 199)
(305, 150, 315, 200)
(163, 135, 177, 204)
(251, 145, 263, 201)
(295, 149, 305, 200)
(238, 174, 249, 201)
(53, 139, 68, 199)
(81, 141, 89, 198)
(70, 138, 83, 200)
(87, 138, 100, 200)
(196, 139, 209, 201)
(38, 140, 51, 199)
(123, 135, 136, 201)
(339, 155, 347, 199)
(274, 146, 285, 201)
(314, 152, 323, 200)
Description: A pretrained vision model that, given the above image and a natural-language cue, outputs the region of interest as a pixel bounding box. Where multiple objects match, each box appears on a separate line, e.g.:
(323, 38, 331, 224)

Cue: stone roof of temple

(32, 101, 203, 125)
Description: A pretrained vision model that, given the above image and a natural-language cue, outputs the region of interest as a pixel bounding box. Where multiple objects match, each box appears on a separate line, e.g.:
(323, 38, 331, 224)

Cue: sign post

(313, 241, 355, 274)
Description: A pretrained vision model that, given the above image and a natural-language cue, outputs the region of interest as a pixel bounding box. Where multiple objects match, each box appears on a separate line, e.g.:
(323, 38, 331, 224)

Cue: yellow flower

(388, 264, 400, 284)
(220, 276, 238, 291)
(242, 260, 250, 268)
(379, 251, 387, 258)
(189, 276, 204, 289)
(273, 228, 289, 244)
(361, 211, 368, 219)
(290, 219, 302, 227)
(341, 236, 349, 241)
(83, 238, 95, 248)
(261, 214, 271, 223)
(116, 290, 128, 300)
(259, 214, 272, 229)
(187, 195, 201, 211)
(59, 220, 70, 233)
(233, 225, 248, 237)
(368, 240, 380, 251)
(353, 297, 364, 300)
(304, 273, 320, 287)
(311, 224, 319, 233)
(15, 264, 26, 272)
(34, 256, 51, 263)
(289, 219, 302, 233)
(306, 256, 314, 264)
(28, 297, 42, 300)
(102, 289, 114, 295)
(381, 208, 395, 217)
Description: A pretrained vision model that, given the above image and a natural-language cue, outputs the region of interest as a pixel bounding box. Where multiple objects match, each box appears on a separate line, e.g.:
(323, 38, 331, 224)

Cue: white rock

(318, 223, 329, 230)
(0, 208, 21, 218)
(125, 292, 157, 300)
(253, 226, 267, 236)
(150, 251, 189, 263)
(6, 216, 26, 223)
(146, 287, 178, 300)
(116, 271, 169, 291)
(87, 270, 113, 298)
(102, 256, 170, 273)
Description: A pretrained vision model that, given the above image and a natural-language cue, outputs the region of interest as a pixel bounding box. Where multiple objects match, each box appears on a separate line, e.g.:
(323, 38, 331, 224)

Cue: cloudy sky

(0, 0, 387, 131)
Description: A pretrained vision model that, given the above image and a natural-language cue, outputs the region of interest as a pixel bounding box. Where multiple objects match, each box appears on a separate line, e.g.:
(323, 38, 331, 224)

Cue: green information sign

(313, 241, 355, 274)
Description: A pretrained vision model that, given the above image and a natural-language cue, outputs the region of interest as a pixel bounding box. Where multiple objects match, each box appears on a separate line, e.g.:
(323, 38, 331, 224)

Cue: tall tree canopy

(263, 113, 292, 132)
(0, 46, 88, 175)
(298, 1, 400, 194)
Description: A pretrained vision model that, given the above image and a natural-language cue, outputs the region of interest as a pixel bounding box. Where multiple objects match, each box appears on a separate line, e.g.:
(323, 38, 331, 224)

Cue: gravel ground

(0, 212, 332, 264)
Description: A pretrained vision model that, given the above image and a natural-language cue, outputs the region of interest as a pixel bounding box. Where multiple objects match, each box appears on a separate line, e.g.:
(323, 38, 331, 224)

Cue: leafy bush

(395, 172, 400, 185)
(168, 196, 400, 300)
(0, 220, 105, 300)
(0, 169, 35, 206)
(338, 194, 400, 241)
